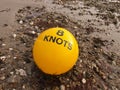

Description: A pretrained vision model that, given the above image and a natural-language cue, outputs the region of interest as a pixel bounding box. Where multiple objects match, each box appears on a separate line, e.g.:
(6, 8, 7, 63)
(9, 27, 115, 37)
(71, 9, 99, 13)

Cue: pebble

(19, 20, 24, 24)
(29, 21, 34, 25)
(9, 48, 13, 51)
(1, 43, 6, 46)
(35, 26, 39, 29)
(0, 76, 5, 80)
(16, 69, 27, 76)
(10, 72, 14, 75)
(3, 24, 8, 27)
(83, 71, 86, 76)
(13, 57, 17, 59)
(108, 75, 114, 80)
(112, 61, 116, 65)
(13, 34, 17, 38)
(73, 26, 78, 29)
(55, 20, 59, 22)
(92, 79, 96, 83)
(31, 31, 36, 35)
(37, 33, 40, 36)
(76, 32, 80, 36)
(60, 85, 65, 90)
(1, 68, 5, 71)
(22, 85, 26, 89)
(0, 56, 6, 61)
(102, 75, 106, 80)
(66, 78, 70, 81)
(82, 78, 86, 84)
(80, 59, 82, 63)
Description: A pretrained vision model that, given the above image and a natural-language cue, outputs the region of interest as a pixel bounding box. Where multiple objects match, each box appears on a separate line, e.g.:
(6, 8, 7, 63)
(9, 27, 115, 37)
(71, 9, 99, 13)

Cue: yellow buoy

(33, 27, 79, 75)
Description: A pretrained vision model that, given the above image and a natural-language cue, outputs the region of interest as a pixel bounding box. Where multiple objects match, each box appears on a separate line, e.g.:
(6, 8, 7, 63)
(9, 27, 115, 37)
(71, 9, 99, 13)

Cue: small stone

(0, 56, 6, 61)
(55, 20, 59, 22)
(23, 61, 26, 64)
(83, 71, 86, 76)
(16, 69, 27, 76)
(82, 78, 86, 84)
(76, 32, 80, 36)
(66, 78, 70, 81)
(19, 20, 24, 24)
(9, 48, 13, 51)
(23, 43, 26, 45)
(37, 33, 40, 36)
(74, 26, 78, 29)
(1, 68, 5, 71)
(30, 21, 34, 25)
(10, 72, 14, 75)
(13, 34, 17, 38)
(60, 85, 65, 90)
(112, 61, 116, 65)
(102, 75, 106, 79)
(35, 26, 39, 29)
(2, 43, 6, 46)
(13, 57, 17, 59)
(31, 31, 36, 35)
(22, 85, 26, 89)
(0, 76, 5, 80)
(3, 24, 8, 27)
(108, 75, 114, 80)
(92, 79, 96, 83)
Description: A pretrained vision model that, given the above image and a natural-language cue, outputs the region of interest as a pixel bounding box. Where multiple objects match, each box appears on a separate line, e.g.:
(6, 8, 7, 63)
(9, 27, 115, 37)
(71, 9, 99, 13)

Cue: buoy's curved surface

(33, 27, 79, 75)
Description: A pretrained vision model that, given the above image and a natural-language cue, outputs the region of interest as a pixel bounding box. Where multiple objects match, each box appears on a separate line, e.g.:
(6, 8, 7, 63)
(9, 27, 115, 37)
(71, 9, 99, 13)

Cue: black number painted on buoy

(56, 30, 64, 36)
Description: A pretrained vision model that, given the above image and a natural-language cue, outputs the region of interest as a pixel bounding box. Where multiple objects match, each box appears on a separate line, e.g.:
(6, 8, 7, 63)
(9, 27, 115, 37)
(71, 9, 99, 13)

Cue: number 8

(56, 30, 64, 36)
